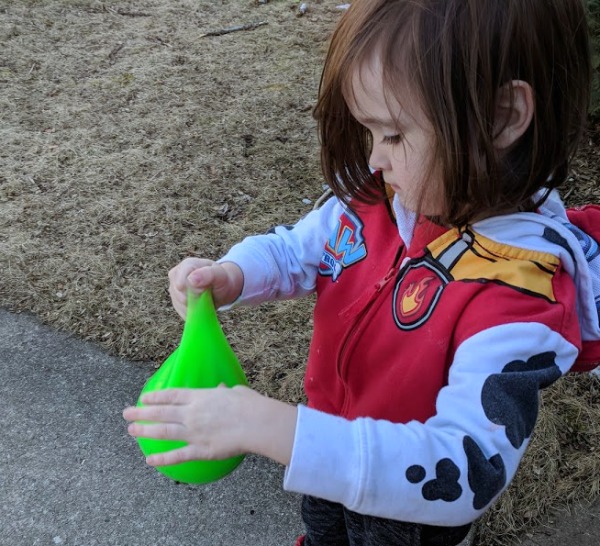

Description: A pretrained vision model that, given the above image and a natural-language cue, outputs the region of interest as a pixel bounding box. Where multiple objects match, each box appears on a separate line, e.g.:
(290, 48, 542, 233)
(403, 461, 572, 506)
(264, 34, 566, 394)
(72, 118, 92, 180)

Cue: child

(124, 0, 600, 544)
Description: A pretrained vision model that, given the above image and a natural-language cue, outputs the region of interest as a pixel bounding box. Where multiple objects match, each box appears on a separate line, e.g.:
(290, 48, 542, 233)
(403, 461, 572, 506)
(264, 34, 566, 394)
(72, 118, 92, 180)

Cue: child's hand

(168, 258, 244, 319)
(123, 386, 297, 467)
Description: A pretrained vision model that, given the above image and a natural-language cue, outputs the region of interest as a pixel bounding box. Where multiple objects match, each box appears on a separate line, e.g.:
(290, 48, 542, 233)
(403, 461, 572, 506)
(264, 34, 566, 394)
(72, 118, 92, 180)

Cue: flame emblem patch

(400, 277, 435, 317)
(393, 258, 451, 330)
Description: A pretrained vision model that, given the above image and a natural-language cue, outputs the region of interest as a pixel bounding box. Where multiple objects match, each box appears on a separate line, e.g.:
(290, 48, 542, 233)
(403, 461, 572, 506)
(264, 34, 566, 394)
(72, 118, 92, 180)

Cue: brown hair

(314, 0, 592, 226)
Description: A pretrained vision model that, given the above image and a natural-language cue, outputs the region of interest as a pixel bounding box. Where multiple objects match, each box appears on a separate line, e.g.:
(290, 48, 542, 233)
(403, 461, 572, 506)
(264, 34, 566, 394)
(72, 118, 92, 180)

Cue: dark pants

(301, 495, 471, 546)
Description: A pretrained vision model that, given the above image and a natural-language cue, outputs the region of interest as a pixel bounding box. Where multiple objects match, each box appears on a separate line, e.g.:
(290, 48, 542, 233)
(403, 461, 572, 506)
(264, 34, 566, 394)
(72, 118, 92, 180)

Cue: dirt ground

(517, 499, 600, 546)
(1, 1, 599, 545)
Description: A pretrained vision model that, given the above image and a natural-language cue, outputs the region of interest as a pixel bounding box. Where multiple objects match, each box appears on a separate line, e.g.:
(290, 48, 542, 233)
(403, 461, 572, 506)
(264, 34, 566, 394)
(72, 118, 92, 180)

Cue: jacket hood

(472, 191, 600, 372)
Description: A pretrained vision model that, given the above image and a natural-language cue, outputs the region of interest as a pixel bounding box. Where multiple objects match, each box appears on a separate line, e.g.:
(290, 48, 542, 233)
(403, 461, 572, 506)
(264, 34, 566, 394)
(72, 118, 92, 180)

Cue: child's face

(346, 56, 441, 215)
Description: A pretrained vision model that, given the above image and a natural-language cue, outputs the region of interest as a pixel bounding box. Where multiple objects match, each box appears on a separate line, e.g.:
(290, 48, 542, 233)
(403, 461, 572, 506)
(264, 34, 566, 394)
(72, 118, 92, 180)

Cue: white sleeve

(218, 197, 344, 306)
(283, 322, 578, 526)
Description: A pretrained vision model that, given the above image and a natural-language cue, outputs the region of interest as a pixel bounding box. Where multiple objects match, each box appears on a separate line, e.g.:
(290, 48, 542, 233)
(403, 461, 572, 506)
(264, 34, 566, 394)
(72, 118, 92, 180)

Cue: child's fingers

(187, 265, 220, 291)
(145, 445, 198, 467)
(127, 421, 186, 441)
(123, 403, 184, 424)
(122, 390, 197, 425)
(168, 263, 189, 294)
(140, 388, 195, 405)
(169, 258, 214, 292)
(122, 406, 141, 421)
(171, 285, 188, 307)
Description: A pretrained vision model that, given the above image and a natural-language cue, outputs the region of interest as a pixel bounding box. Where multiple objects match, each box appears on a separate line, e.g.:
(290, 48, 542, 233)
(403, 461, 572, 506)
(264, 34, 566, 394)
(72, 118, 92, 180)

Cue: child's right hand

(168, 257, 244, 319)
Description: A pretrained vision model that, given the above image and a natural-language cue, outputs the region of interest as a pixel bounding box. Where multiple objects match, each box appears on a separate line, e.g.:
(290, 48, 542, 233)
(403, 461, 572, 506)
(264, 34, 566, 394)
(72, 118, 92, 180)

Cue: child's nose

(369, 143, 391, 172)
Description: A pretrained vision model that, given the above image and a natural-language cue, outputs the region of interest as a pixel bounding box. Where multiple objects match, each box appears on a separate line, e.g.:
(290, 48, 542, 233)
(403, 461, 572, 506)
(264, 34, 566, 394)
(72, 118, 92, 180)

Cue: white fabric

(219, 191, 600, 525)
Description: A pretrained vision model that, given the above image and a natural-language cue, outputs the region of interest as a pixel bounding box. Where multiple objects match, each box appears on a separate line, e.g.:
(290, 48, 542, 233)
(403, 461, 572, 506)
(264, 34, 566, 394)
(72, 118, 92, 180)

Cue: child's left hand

(123, 386, 297, 467)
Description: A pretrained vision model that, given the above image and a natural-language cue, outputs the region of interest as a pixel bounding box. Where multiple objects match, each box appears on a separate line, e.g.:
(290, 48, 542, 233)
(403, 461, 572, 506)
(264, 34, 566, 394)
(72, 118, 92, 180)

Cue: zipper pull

(375, 267, 397, 292)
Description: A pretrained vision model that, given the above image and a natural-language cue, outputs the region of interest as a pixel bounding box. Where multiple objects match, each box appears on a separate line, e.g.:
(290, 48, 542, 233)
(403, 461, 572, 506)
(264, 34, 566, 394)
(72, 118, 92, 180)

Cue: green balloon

(136, 290, 248, 484)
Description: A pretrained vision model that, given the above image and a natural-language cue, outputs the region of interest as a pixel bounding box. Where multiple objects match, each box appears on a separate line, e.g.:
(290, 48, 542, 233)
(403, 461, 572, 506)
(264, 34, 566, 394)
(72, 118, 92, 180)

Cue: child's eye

(382, 134, 402, 145)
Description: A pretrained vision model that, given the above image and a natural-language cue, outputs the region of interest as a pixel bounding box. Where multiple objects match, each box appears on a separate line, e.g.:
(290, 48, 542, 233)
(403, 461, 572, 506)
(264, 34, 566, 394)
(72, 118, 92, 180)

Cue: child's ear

(493, 80, 534, 150)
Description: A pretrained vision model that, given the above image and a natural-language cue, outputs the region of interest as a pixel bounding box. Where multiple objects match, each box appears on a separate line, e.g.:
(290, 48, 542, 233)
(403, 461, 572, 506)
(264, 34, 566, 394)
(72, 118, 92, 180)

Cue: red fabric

(294, 536, 305, 546)
(305, 201, 586, 424)
(566, 205, 600, 372)
(566, 204, 600, 233)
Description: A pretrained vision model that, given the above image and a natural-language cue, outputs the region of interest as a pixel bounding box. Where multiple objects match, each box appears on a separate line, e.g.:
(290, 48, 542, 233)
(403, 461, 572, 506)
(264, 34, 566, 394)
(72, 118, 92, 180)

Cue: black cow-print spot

(406, 465, 426, 484)
(542, 227, 569, 252)
(423, 459, 462, 502)
(481, 351, 561, 449)
(463, 436, 507, 510)
(543, 227, 577, 265)
(405, 459, 462, 502)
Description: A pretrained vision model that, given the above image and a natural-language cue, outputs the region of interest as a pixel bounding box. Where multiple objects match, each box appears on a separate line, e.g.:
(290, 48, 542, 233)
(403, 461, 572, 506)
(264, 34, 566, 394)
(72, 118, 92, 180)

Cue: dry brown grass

(1, 2, 599, 544)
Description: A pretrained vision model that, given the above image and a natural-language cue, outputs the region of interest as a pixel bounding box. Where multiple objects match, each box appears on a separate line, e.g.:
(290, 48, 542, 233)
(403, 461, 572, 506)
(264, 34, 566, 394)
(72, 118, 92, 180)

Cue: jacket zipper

(337, 248, 406, 416)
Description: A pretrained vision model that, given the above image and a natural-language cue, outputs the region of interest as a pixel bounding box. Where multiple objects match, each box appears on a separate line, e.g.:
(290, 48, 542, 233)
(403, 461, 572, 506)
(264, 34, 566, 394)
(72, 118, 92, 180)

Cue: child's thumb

(188, 267, 212, 290)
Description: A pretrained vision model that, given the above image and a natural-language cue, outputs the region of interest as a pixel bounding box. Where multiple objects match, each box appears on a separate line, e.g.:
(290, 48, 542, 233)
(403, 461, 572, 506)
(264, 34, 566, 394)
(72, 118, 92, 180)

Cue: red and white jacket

(220, 190, 600, 526)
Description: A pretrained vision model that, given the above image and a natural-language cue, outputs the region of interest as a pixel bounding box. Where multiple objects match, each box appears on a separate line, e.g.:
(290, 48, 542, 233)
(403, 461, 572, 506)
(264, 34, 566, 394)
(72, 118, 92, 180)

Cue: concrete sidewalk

(1, 308, 598, 546)
(0, 309, 303, 546)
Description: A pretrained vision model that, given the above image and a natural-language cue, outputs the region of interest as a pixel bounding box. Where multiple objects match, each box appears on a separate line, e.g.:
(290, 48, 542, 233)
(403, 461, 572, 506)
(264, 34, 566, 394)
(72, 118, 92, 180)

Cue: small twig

(147, 170, 163, 183)
(200, 21, 267, 38)
(106, 7, 151, 17)
(25, 176, 46, 193)
(146, 36, 172, 48)
(563, 187, 575, 201)
(117, 9, 150, 17)
(313, 187, 333, 210)
(108, 43, 124, 65)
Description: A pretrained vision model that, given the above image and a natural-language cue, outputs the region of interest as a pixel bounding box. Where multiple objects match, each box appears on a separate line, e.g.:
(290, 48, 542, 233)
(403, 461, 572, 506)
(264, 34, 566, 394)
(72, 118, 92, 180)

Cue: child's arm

(123, 202, 344, 468)
(124, 319, 575, 525)
(282, 321, 578, 526)
(168, 196, 343, 318)
(123, 386, 297, 467)
(216, 196, 343, 306)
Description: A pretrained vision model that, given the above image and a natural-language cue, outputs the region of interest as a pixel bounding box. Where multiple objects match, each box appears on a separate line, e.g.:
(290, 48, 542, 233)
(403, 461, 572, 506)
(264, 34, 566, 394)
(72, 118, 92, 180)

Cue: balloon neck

(181, 289, 214, 338)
